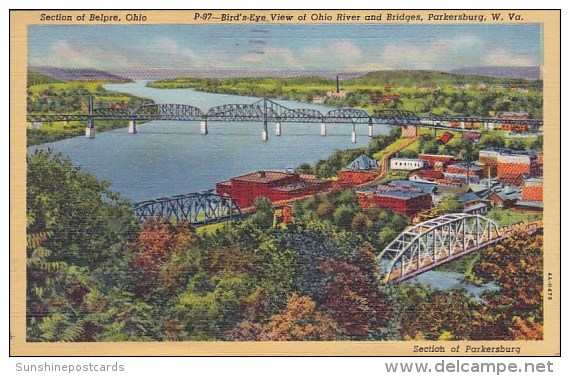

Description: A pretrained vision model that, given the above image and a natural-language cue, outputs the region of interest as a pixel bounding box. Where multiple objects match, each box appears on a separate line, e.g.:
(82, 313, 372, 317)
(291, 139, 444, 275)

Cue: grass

(372, 137, 411, 160)
(486, 208, 542, 227)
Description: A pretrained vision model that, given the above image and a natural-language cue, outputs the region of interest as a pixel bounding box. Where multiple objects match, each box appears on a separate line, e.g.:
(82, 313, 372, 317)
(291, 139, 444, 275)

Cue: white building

(389, 158, 424, 171)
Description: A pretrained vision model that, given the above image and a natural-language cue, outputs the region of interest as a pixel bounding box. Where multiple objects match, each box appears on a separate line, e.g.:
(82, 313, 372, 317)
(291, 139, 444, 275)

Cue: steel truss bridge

(26, 98, 543, 135)
(377, 213, 543, 283)
(132, 192, 243, 227)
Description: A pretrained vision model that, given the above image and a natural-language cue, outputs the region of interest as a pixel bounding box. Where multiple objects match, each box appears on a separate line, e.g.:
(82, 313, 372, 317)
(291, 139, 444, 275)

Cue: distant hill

(348, 69, 541, 87)
(450, 66, 541, 80)
(29, 66, 131, 82)
(27, 71, 62, 87)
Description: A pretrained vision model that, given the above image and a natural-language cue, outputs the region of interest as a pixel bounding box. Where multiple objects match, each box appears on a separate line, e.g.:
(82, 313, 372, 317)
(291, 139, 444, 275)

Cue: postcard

(10, 9, 560, 356)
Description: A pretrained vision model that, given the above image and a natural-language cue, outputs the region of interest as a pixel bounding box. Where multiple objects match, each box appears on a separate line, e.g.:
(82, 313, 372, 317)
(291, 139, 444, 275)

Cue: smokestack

(336, 74, 340, 93)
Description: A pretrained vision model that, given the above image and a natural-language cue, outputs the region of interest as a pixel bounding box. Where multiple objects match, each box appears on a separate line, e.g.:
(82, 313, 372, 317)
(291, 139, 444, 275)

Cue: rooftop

(389, 180, 437, 195)
(448, 162, 483, 171)
(232, 170, 296, 183)
(345, 155, 378, 171)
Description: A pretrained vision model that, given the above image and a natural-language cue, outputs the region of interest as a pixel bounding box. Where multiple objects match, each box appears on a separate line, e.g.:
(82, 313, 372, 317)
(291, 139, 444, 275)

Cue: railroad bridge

(377, 213, 543, 283)
(132, 192, 243, 227)
(27, 97, 543, 142)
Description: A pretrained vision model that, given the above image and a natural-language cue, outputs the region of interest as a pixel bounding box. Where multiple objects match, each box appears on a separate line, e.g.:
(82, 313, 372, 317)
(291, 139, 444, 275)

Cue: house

(455, 191, 489, 215)
(337, 155, 378, 186)
(216, 170, 331, 208)
(488, 185, 521, 209)
(498, 112, 531, 132)
(418, 154, 461, 170)
(515, 177, 543, 211)
(357, 186, 433, 218)
(444, 162, 484, 184)
(389, 158, 424, 171)
(438, 132, 454, 145)
(521, 177, 543, 202)
(462, 132, 481, 143)
(497, 150, 542, 186)
(370, 93, 400, 105)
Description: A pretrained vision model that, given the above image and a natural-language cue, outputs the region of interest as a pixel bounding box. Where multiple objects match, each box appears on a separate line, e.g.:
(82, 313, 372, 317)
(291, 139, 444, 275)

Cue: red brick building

(337, 155, 379, 186)
(497, 152, 541, 185)
(521, 177, 543, 202)
(357, 184, 433, 218)
(418, 154, 461, 169)
(216, 170, 331, 208)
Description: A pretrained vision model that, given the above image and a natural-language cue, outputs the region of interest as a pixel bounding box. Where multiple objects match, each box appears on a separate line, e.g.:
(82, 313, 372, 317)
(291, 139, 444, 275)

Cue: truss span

(132, 192, 242, 227)
(377, 213, 502, 283)
(133, 103, 204, 121)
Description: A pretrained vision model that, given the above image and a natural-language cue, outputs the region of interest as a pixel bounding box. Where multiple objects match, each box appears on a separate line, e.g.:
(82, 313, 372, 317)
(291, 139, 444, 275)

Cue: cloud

(484, 48, 536, 66)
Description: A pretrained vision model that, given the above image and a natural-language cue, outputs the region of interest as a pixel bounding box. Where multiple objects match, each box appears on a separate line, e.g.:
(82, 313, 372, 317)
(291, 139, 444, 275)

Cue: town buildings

(337, 155, 379, 186)
(216, 170, 331, 208)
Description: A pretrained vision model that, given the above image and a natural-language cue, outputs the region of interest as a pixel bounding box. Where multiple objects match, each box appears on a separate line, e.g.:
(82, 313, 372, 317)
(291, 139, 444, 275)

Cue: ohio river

(29, 80, 385, 202)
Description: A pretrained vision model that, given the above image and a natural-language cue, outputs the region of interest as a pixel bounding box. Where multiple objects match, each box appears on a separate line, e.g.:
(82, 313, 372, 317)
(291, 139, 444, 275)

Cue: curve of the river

(29, 81, 388, 202)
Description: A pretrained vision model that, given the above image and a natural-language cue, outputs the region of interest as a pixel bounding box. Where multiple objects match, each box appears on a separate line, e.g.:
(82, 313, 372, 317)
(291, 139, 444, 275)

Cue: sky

(28, 24, 542, 74)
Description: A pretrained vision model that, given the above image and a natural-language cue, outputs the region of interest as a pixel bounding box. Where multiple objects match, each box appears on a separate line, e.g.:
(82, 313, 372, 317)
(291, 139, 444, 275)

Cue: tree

(529, 136, 543, 152)
(317, 243, 393, 339)
(471, 232, 543, 340)
(508, 138, 527, 151)
(230, 294, 338, 341)
(249, 196, 274, 229)
(480, 133, 506, 149)
(395, 284, 474, 340)
(27, 150, 136, 268)
(436, 195, 464, 215)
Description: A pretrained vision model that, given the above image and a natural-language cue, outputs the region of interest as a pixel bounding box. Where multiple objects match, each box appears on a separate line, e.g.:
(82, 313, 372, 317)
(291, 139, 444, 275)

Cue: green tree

(437, 196, 464, 215)
(249, 196, 274, 229)
(508, 138, 527, 151)
(27, 150, 136, 268)
(480, 133, 506, 149)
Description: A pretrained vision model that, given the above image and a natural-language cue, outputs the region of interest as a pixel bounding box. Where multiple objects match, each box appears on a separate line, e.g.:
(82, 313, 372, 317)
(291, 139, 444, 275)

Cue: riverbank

(147, 70, 543, 117)
(27, 79, 153, 146)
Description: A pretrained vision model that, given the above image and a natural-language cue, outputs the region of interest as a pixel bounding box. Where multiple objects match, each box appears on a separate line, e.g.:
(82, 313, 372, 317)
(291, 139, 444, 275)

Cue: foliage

(230, 294, 338, 341)
(393, 284, 475, 340)
(249, 196, 275, 229)
(436, 195, 464, 215)
(471, 232, 543, 340)
(27, 150, 136, 268)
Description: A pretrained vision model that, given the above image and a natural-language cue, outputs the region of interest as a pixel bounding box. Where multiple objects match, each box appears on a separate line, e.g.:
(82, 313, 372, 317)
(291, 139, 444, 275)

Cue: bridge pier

(200, 120, 208, 135)
(275, 121, 282, 136)
(85, 119, 95, 139)
(128, 119, 137, 134)
(320, 122, 327, 136)
(262, 120, 269, 141)
(351, 124, 357, 143)
(368, 119, 374, 137)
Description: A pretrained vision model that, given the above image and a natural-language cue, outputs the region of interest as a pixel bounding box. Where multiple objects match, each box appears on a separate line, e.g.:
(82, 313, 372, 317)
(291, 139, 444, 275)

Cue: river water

(29, 81, 386, 202)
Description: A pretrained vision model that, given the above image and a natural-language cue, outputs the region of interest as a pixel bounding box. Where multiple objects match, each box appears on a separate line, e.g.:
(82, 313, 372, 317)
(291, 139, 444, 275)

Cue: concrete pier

(85, 127, 95, 139)
(128, 120, 137, 134)
(200, 120, 208, 135)
(275, 122, 282, 136)
(351, 125, 357, 143)
(262, 129, 268, 141)
(85, 119, 95, 139)
(320, 122, 327, 136)
(368, 122, 374, 137)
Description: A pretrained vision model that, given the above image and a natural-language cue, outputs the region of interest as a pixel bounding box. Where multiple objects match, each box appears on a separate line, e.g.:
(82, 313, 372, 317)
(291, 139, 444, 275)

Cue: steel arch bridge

(132, 192, 243, 227)
(377, 213, 503, 283)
